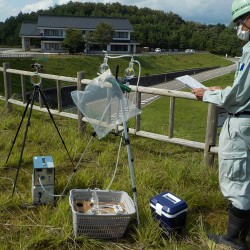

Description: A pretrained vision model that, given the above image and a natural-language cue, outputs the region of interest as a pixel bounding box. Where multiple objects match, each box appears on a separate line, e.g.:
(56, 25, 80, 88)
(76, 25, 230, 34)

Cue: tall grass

(0, 71, 238, 249)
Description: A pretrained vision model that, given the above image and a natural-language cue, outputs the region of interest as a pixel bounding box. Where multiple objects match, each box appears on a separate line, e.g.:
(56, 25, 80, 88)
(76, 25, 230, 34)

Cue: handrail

(5, 68, 77, 83)
(81, 79, 196, 100)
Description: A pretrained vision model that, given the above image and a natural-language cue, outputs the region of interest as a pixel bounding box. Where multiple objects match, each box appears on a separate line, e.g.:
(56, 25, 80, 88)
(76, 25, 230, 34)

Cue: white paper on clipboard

(175, 75, 207, 89)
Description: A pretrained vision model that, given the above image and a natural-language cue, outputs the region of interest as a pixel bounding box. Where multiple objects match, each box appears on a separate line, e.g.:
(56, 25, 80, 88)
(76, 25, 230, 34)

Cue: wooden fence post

(3, 62, 12, 112)
(135, 91, 141, 131)
(56, 80, 62, 112)
(204, 103, 218, 166)
(169, 97, 175, 138)
(21, 74, 27, 103)
(77, 71, 85, 133)
(38, 81, 43, 108)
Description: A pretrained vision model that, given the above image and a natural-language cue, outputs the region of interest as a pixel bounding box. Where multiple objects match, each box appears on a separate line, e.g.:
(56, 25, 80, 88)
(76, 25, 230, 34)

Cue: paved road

(139, 58, 238, 106)
(0, 48, 23, 53)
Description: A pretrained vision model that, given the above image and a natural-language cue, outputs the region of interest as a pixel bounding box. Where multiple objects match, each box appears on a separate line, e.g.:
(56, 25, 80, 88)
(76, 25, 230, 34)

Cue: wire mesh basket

(69, 189, 136, 238)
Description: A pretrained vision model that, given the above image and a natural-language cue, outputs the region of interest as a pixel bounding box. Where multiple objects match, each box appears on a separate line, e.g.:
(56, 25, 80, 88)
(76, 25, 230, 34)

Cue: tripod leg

(37, 87, 75, 169)
(119, 98, 140, 226)
(122, 123, 140, 226)
(12, 87, 37, 197)
(6, 88, 35, 164)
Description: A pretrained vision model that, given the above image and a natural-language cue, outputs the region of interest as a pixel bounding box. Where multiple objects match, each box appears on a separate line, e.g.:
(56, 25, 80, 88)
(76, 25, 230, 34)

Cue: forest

(0, 1, 245, 56)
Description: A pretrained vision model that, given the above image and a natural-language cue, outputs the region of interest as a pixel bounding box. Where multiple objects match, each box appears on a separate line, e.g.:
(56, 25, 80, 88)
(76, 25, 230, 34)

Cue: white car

(155, 48, 161, 53)
(185, 49, 195, 54)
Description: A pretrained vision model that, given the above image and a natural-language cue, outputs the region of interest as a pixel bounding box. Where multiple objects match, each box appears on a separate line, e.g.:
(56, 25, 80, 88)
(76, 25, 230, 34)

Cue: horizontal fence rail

(0, 63, 219, 166)
(0, 53, 67, 59)
(0, 50, 209, 59)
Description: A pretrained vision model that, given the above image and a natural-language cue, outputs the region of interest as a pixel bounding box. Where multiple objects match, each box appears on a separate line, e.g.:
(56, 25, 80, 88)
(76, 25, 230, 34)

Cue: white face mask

(237, 24, 250, 41)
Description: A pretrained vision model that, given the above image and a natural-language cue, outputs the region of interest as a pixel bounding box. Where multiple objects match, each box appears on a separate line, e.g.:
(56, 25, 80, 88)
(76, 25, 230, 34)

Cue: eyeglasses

(235, 19, 249, 28)
(234, 14, 250, 29)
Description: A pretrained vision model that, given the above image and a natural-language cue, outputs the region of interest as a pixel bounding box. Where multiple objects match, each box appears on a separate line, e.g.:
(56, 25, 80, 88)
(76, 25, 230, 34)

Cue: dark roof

(37, 15, 133, 31)
(19, 22, 40, 36)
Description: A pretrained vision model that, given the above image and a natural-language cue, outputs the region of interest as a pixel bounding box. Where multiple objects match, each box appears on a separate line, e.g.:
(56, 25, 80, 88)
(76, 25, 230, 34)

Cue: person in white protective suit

(192, 0, 250, 249)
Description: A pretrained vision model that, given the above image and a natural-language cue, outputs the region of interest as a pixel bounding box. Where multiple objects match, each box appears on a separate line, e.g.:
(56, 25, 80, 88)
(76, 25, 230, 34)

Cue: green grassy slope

(0, 53, 232, 95)
(0, 68, 237, 249)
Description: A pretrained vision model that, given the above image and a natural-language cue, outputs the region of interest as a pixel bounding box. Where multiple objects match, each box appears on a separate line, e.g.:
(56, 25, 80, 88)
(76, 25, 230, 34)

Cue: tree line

(0, 1, 244, 56)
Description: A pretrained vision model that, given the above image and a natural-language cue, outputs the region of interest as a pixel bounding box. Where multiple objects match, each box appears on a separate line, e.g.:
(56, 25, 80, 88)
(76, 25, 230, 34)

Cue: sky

(0, 0, 233, 25)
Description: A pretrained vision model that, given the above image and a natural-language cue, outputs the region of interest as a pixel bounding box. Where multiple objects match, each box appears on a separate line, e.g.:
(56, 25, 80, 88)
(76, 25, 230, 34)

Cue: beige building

(19, 15, 139, 54)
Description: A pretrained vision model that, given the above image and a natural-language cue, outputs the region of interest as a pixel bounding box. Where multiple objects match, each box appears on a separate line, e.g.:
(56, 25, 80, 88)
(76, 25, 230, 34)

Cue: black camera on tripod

(31, 63, 44, 71)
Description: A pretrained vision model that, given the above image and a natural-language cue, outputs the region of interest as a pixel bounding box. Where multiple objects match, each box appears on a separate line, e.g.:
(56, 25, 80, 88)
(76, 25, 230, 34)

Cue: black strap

(228, 111, 250, 117)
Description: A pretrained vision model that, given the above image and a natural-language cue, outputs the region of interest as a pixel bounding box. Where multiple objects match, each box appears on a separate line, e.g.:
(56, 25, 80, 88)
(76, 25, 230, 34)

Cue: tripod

(6, 64, 75, 197)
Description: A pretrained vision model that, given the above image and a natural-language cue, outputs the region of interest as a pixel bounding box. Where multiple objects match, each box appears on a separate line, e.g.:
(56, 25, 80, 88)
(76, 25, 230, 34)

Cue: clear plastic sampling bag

(71, 70, 141, 139)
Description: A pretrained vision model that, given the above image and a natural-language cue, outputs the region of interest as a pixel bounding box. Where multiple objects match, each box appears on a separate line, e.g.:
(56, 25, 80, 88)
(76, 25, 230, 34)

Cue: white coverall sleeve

(203, 87, 232, 107)
(203, 53, 250, 112)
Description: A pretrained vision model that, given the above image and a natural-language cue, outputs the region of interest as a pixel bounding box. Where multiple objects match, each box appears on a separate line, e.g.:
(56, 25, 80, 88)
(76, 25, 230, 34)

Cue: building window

(113, 32, 128, 39)
(111, 45, 128, 51)
(44, 29, 63, 37)
(44, 43, 61, 50)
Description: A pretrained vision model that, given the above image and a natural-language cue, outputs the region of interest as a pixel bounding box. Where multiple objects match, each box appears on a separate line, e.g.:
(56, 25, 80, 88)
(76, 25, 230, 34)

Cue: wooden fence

(0, 62, 219, 166)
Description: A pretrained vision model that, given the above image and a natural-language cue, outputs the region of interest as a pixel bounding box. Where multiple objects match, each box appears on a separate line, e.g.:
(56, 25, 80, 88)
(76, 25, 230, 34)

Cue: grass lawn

(0, 55, 239, 249)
